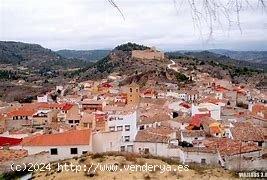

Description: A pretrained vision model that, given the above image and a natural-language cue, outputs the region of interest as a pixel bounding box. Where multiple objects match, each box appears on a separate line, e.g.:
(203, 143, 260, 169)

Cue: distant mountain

(208, 49, 267, 64)
(56, 49, 110, 62)
(0, 41, 88, 69)
(166, 50, 267, 71)
(0, 41, 61, 65)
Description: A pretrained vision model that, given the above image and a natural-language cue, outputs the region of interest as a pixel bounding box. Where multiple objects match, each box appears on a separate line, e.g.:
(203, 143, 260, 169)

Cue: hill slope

(78, 43, 182, 86)
(209, 49, 267, 64)
(28, 153, 237, 180)
(0, 41, 92, 102)
(0, 41, 90, 69)
(167, 50, 267, 71)
(0, 41, 61, 64)
(56, 49, 110, 62)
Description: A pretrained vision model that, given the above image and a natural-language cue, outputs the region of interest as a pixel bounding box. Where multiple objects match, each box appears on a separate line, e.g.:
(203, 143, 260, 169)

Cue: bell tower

(127, 82, 140, 104)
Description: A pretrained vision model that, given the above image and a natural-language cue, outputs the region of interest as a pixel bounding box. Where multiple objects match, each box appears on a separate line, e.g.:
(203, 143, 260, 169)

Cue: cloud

(0, 0, 266, 50)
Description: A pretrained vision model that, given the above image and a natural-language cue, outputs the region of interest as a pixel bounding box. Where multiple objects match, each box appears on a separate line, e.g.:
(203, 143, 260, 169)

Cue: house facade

(21, 129, 92, 161)
(107, 111, 138, 152)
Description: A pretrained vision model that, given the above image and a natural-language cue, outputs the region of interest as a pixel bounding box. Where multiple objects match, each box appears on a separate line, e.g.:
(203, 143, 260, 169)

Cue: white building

(21, 129, 92, 161)
(37, 95, 48, 103)
(180, 148, 218, 164)
(107, 110, 138, 152)
(192, 103, 221, 120)
(134, 127, 176, 157)
(179, 130, 206, 144)
(92, 131, 123, 153)
(168, 101, 191, 114)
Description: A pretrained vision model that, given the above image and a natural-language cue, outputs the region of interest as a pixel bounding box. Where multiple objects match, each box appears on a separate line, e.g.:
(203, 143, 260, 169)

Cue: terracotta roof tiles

(231, 122, 264, 142)
(22, 129, 91, 146)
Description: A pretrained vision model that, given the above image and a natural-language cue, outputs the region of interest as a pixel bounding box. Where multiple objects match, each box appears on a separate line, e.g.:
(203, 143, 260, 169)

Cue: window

(136, 88, 138, 92)
(139, 125, 144, 130)
(70, 148, 78, 155)
(89, 122, 92, 128)
(201, 159, 206, 164)
(50, 148, 58, 155)
(130, 88, 132, 92)
(124, 136, 130, 142)
(144, 148, 149, 154)
(120, 146, 125, 152)
(125, 125, 130, 131)
(109, 126, 115, 132)
(109, 117, 115, 121)
(83, 123, 88, 127)
(117, 126, 123, 131)
(82, 151, 87, 154)
(127, 145, 133, 152)
(69, 120, 73, 124)
(74, 120, 79, 124)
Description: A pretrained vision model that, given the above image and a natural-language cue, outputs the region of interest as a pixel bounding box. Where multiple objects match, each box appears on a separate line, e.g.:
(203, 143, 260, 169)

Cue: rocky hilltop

(78, 43, 183, 86)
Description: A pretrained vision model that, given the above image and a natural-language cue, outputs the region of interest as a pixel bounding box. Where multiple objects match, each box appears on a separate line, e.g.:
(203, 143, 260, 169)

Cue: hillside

(167, 50, 265, 86)
(0, 41, 60, 65)
(77, 43, 184, 86)
(11, 153, 237, 180)
(0, 42, 266, 101)
(56, 49, 110, 62)
(167, 50, 267, 71)
(209, 49, 267, 64)
(73, 43, 266, 89)
(0, 41, 92, 102)
(0, 41, 88, 69)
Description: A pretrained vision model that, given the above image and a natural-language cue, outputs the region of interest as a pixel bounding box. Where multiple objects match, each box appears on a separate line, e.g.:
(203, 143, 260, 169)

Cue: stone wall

(132, 49, 164, 60)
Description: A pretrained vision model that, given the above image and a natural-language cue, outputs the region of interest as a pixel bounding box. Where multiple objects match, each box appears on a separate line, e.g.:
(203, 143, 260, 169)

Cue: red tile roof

(231, 122, 264, 142)
(204, 138, 261, 156)
(179, 102, 191, 109)
(135, 127, 174, 143)
(200, 97, 227, 105)
(7, 108, 36, 117)
(181, 130, 206, 138)
(7, 102, 71, 117)
(22, 129, 91, 146)
(0, 136, 23, 147)
(215, 86, 229, 92)
(210, 126, 221, 134)
(189, 114, 210, 127)
(138, 113, 170, 125)
(62, 103, 74, 111)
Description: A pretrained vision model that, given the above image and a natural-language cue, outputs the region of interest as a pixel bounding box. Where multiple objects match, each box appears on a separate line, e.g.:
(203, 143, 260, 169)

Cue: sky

(0, 0, 267, 51)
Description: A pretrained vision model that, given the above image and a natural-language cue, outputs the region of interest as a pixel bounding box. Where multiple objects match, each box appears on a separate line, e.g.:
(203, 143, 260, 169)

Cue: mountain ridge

(56, 49, 110, 62)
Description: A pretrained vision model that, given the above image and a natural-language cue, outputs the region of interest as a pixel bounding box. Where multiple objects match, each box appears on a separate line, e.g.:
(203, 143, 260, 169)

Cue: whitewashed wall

(92, 131, 122, 153)
(22, 145, 92, 161)
(134, 142, 168, 157)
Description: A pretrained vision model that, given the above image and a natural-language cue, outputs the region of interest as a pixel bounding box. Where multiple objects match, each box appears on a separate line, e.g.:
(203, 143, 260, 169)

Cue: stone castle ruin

(131, 47, 164, 60)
